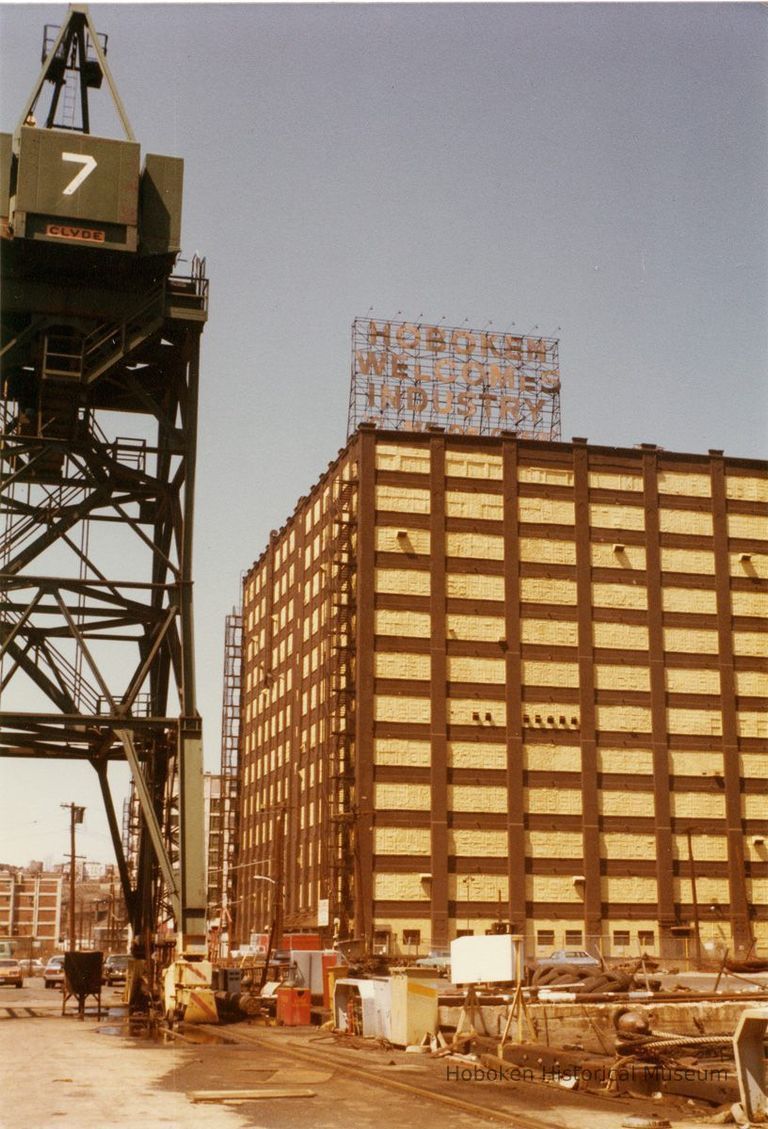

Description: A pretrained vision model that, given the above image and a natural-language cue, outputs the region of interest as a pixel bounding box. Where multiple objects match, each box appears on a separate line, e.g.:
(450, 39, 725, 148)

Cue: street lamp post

(60, 803, 85, 951)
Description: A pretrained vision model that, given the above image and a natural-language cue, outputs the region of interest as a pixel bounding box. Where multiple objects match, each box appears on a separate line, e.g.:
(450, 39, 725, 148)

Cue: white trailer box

(333, 977, 392, 1040)
(450, 934, 524, 985)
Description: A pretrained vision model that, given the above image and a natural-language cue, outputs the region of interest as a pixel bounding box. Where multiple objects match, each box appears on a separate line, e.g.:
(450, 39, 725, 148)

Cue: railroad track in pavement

(198, 1023, 637, 1129)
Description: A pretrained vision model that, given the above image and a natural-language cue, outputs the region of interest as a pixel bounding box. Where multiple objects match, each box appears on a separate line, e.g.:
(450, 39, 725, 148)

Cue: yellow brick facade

(237, 435, 767, 962)
(448, 656, 506, 683)
(658, 471, 712, 497)
(374, 652, 431, 680)
(375, 568, 431, 596)
(448, 741, 506, 769)
(523, 660, 580, 687)
(446, 490, 503, 521)
(375, 483, 431, 513)
(374, 738, 431, 766)
(448, 613, 506, 641)
(376, 526, 431, 554)
(525, 744, 584, 771)
(447, 531, 504, 559)
(446, 573, 504, 600)
(594, 665, 651, 691)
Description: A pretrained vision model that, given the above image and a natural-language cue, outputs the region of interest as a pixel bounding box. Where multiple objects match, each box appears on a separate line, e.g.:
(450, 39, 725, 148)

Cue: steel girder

(0, 278, 208, 950)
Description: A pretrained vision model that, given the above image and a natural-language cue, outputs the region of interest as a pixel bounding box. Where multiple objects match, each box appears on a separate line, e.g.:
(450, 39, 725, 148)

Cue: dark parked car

(0, 958, 23, 988)
(102, 954, 131, 985)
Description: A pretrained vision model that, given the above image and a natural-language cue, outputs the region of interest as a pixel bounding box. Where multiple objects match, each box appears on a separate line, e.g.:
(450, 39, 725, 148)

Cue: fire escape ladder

(212, 608, 243, 943)
(326, 473, 358, 933)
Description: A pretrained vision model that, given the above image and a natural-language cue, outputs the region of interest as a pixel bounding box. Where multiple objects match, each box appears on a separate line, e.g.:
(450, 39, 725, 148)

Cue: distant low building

(0, 869, 63, 957)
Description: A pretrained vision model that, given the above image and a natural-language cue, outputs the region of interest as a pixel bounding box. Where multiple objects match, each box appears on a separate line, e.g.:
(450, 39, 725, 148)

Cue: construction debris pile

(204, 934, 768, 1124)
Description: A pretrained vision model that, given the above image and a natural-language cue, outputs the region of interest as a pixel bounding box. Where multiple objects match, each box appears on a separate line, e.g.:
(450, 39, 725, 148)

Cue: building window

(638, 930, 655, 949)
(564, 930, 583, 946)
(536, 929, 555, 949)
(402, 929, 421, 948)
(373, 929, 392, 955)
(613, 930, 631, 948)
(456, 929, 474, 938)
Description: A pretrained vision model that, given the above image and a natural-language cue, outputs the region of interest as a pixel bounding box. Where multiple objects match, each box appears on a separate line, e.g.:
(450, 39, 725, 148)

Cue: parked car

(412, 954, 451, 973)
(537, 949, 600, 968)
(0, 958, 23, 988)
(102, 954, 131, 985)
(19, 958, 45, 977)
(43, 954, 66, 989)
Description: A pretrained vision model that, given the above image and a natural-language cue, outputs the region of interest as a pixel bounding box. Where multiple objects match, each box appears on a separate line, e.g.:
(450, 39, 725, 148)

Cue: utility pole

(61, 804, 85, 951)
(108, 881, 115, 953)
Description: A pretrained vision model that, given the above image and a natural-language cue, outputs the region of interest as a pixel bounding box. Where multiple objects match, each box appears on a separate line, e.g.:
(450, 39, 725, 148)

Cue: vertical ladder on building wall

(211, 609, 243, 949)
(325, 473, 358, 937)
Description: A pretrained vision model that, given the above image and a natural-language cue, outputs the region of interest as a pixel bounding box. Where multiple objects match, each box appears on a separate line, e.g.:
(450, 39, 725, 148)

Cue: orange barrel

(276, 985, 312, 1026)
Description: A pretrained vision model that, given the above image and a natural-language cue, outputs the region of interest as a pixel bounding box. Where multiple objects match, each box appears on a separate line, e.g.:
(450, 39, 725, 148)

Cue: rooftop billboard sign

(348, 317, 561, 440)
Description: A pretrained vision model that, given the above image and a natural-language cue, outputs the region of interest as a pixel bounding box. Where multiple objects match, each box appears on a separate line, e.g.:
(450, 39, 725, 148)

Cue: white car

(0, 958, 23, 988)
(537, 949, 600, 968)
(43, 955, 66, 989)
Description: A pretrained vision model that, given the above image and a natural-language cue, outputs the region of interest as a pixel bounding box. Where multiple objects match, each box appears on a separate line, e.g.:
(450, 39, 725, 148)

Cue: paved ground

(0, 979, 747, 1129)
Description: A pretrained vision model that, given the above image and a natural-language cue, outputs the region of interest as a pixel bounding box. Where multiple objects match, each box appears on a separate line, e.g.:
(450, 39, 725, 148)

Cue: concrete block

(659, 508, 714, 536)
(448, 741, 506, 769)
(658, 471, 712, 497)
(592, 583, 648, 610)
(448, 784, 508, 813)
(446, 531, 504, 559)
(595, 665, 651, 691)
(446, 573, 504, 600)
(519, 498, 575, 525)
(522, 619, 579, 646)
(374, 783, 431, 811)
(663, 627, 718, 654)
(588, 471, 642, 493)
(593, 622, 649, 649)
(374, 738, 431, 766)
(660, 547, 715, 574)
(375, 609, 432, 637)
(523, 661, 580, 687)
(375, 568, 431, 596)
(589, 503, 645, 531)
(728, 512, 768, 540)
(726, 474, 768, 502)
(521, 577, 578, 605)
(522, 538, 577, 565)
(446, 452, 503, 479)
(446, 490, 503, 521)
(375, 484, 431, 513)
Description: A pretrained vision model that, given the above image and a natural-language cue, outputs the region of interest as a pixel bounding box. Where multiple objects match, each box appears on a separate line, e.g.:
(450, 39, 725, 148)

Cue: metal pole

(69, 806, 76, 950)
(687, 828, 703, 968)
(275, 808, 286, 948)
(61, 803, 85, 951)
(108, 882, 115, 953)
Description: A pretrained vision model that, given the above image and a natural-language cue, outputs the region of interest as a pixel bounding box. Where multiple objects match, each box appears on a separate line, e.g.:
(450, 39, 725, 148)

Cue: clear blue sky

(1, 2, 766, 868)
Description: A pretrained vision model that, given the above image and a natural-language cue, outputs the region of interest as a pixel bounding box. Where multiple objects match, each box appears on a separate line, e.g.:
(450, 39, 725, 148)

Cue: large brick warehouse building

(234, 428, 767, 960)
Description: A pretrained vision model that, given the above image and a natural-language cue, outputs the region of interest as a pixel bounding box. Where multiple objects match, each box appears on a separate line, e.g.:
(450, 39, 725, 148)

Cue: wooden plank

(188, 1087, 316, 1102)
